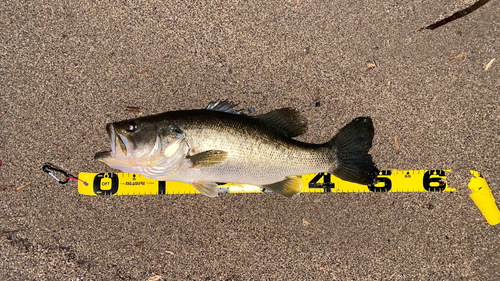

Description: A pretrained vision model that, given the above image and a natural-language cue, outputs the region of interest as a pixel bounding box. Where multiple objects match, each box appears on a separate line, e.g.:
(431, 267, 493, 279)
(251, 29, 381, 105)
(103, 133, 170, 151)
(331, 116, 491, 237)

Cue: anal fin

(262, 177, 302, 198)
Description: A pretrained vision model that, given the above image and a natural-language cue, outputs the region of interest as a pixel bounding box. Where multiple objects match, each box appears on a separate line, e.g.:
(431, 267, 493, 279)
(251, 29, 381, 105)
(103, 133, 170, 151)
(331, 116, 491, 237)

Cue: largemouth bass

(95, 101, 378, 197)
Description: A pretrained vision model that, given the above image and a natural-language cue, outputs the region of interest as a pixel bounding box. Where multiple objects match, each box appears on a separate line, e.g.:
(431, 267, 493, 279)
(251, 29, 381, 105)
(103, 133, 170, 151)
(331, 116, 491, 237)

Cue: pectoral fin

(188, 150, 228, 168)
(191, 181, 219, 197)
(262, 177, 302, 198)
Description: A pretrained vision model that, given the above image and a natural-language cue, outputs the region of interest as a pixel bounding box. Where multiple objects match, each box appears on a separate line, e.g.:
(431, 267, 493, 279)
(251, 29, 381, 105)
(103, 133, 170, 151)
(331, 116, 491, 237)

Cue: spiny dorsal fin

(206, 100, 245, 115)
(188, 150, 228, 168)
(261, 177, 302, 198)
(258, 108, 307, 138)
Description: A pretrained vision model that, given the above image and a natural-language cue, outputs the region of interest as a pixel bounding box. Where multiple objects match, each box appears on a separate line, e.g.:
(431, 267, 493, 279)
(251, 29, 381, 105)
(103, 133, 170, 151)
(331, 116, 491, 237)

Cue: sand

(1, 0, 499, 280)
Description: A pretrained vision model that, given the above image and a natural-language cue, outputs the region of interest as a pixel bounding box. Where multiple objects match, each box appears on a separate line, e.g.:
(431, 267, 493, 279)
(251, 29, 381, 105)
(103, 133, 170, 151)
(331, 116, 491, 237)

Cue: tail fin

(328, 117, 379, 185)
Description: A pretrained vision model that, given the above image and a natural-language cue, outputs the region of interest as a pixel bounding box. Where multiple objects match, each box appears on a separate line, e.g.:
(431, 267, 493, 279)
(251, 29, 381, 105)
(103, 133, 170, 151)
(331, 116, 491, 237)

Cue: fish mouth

(94, 123, 128, 161)
(109, 123, 130, 156)
(94, 150, 111, 161)
(108, 123, 116, 155)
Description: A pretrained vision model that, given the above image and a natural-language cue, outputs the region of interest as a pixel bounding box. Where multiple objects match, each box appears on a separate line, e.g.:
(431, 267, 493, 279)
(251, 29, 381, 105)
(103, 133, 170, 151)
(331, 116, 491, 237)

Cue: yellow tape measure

(77, 170, 454, 195)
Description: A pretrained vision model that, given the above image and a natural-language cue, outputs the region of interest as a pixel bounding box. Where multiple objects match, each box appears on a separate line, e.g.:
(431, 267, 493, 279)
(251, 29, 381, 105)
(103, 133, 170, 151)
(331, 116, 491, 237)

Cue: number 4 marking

(308, 173, 334, 192)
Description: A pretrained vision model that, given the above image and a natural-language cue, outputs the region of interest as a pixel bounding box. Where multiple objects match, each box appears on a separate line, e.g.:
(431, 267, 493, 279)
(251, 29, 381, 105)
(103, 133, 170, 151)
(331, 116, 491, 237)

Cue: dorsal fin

(205, 100, 245, 115)
(258, 108, 307, 138)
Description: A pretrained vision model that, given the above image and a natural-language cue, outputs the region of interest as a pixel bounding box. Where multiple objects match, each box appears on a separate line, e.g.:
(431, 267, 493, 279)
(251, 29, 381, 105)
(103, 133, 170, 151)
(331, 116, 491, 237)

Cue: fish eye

(126, 122, 137, 132)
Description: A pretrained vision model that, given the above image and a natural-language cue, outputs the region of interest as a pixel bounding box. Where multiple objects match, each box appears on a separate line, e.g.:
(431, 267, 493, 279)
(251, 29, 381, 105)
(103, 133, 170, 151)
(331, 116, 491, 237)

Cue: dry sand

(1, 0, 499, 280)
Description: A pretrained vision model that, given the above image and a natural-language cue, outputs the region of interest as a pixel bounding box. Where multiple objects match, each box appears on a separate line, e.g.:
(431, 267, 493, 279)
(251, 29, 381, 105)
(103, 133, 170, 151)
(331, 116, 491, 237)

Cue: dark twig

(420, 0, 490, 30)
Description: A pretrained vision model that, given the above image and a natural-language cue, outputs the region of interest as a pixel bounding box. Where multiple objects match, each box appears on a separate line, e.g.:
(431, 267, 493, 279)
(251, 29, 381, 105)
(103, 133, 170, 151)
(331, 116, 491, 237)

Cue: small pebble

(248, 107, 255, 113)
(423, 203, 434, 210)
(315, 101, 321, 107)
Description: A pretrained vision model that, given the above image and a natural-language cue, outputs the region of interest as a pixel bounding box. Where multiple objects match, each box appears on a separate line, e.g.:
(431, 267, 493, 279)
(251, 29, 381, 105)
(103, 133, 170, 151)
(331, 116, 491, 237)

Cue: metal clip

(42, 163, 86, 185)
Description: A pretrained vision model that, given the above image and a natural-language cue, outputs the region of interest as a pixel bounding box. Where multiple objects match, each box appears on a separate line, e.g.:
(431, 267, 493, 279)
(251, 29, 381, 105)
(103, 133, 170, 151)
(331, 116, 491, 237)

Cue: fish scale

(165, 114, 332, 184)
